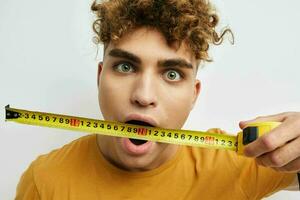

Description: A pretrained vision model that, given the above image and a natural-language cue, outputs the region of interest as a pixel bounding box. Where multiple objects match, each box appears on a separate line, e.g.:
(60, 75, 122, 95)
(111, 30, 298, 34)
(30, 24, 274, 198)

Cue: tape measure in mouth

(4, 105, 281, 155)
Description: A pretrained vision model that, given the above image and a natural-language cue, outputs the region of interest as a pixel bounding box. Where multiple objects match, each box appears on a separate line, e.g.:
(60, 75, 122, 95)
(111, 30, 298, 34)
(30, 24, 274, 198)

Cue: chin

(119, 156, 155, 171)
(115, 137, 161, 171)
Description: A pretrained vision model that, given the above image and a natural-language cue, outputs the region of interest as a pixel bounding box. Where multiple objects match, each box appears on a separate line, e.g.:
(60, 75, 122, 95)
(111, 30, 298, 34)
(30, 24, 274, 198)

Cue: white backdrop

(0, 0, 299, 199)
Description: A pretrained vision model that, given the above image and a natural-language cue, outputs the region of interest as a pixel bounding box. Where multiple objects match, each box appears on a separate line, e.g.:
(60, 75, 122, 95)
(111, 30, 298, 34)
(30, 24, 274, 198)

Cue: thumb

(239, 112, 289, 129)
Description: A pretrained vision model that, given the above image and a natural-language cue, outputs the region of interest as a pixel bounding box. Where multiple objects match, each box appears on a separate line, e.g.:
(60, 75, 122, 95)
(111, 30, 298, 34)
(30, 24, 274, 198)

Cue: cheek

(98, 73, 128, 120)
(162, 86, 194, 128)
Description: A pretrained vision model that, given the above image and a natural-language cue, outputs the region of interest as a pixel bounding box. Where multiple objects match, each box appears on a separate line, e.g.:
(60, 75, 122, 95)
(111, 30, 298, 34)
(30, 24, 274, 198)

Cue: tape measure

(4, 105, 281, 155)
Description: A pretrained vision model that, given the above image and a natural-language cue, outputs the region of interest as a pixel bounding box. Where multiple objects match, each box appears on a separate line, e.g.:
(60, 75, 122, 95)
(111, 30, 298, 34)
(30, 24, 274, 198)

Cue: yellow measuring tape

(5, 105, 281, 155)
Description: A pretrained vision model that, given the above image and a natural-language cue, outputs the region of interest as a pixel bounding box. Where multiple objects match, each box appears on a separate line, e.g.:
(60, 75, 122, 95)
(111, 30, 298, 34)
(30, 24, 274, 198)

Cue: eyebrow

(108, 48, 142, 64)
(157, 59, 193, 69)
(108, 48, 194, 69)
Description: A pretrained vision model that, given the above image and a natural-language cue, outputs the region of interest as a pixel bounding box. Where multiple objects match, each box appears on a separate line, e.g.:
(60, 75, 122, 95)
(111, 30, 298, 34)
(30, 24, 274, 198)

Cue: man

(16, 0, 299, 199)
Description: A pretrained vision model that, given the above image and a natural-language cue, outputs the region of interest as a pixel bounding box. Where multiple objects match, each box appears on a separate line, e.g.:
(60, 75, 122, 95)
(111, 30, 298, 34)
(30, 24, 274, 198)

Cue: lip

(124, 113, 158, 127)
(122, 138, 153, 156)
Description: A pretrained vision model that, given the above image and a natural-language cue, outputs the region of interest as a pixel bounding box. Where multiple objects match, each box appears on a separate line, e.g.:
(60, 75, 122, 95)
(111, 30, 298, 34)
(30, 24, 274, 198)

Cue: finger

(244, 120, 300, 157)
(239, 112, 293, 129)
(275, 157, 300, 173)
(256, 137, 300, 167)
(206, 128, 227, 134)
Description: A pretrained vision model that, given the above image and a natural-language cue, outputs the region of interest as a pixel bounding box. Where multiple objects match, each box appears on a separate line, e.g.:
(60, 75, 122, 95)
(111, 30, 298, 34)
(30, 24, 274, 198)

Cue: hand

(239, 112, 300, 173)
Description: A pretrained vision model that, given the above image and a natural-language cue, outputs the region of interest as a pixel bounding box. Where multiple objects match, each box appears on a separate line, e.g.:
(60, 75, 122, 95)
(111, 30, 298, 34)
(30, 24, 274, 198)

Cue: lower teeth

(129, 138, 147, 145)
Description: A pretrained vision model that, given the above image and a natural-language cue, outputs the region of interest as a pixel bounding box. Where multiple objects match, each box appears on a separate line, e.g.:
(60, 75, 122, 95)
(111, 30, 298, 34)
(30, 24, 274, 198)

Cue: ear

(191, 79, 201, 110)
(97, 62, 103, 87)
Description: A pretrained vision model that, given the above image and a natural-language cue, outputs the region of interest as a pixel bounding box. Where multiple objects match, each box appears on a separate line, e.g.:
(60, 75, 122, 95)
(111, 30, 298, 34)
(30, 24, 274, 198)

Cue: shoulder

(30, 135, 96, 183)
(184, 127, 296, 198)
(16, 135, 96, 198)
(34, 135, 95, 167)
(183, 145, 295, 198)
(183, 145, 246, 171)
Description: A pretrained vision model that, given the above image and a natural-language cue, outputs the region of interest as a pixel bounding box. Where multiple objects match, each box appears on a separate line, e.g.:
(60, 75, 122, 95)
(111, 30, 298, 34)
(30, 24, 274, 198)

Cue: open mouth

(125, 120, 154, 145)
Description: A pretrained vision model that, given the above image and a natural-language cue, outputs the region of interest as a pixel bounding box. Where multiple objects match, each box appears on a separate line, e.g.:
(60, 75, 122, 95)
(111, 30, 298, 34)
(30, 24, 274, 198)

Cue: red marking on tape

(205, 136, 215, 145)
(70, 118, 80, 127)
(137, 128, 147, 136)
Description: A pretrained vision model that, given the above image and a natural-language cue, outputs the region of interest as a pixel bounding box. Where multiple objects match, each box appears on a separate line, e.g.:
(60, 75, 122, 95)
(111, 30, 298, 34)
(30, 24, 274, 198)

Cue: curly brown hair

(91, 0, 233, 66)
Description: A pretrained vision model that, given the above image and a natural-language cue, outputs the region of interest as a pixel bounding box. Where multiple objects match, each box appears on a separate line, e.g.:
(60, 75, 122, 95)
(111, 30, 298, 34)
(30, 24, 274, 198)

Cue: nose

(130, 73, 157, 108)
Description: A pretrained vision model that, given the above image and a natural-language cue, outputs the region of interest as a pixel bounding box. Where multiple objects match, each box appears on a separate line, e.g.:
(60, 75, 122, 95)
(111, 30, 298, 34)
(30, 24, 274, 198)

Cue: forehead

(104, 27, 197, 68)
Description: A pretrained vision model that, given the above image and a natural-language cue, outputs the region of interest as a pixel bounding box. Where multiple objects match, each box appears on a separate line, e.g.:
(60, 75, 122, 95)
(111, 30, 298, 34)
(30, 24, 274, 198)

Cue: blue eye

(164, 70, 182, 81)
(115, 62, 134, 73)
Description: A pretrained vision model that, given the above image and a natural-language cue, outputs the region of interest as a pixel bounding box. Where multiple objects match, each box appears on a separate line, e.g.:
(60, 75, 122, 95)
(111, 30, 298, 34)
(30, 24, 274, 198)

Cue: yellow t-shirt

(15, 135, 295, 200)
